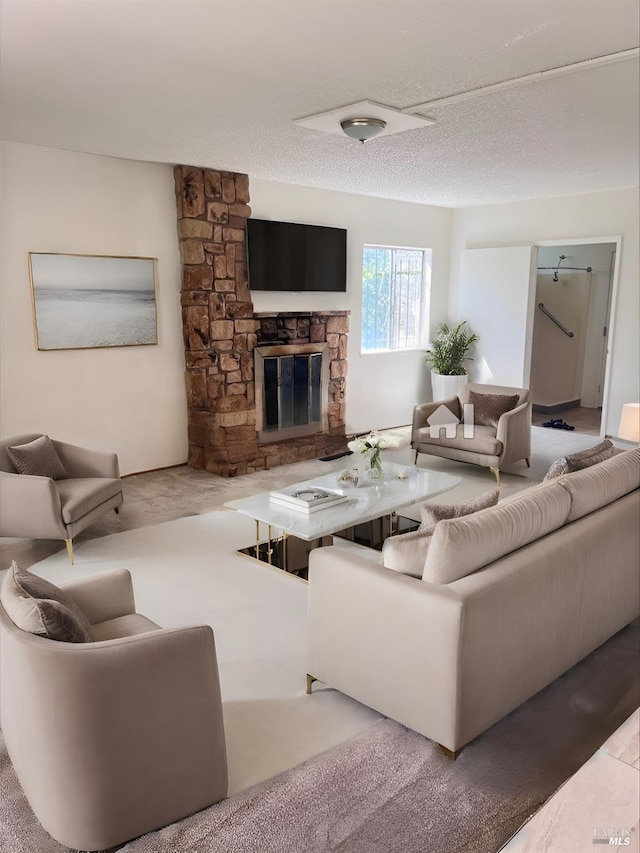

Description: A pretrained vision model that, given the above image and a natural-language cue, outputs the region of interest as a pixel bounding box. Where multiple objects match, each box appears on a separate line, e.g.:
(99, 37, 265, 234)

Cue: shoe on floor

(542, 419, 563, 428)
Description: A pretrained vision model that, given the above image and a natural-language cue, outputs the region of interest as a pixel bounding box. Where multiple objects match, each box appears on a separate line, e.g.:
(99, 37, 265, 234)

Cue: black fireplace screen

(263, 353, 323, 432)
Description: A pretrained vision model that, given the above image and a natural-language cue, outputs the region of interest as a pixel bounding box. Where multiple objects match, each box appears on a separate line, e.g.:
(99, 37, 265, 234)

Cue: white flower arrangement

(347, 431, 405, 455)
(347, 431, 406, 478)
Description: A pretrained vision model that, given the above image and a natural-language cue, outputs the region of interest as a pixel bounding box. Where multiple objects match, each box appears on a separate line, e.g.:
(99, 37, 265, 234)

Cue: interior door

(458, 246, 538, 387)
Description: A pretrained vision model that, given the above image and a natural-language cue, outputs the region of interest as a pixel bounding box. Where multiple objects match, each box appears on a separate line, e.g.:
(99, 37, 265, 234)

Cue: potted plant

(425, 321, 479, 400)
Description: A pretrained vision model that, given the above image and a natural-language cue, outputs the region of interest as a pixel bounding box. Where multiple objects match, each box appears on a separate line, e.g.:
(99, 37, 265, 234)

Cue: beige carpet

(0, 426, 621, 851)
(1, 511, 382, 800)
(1, 620, 637, 853)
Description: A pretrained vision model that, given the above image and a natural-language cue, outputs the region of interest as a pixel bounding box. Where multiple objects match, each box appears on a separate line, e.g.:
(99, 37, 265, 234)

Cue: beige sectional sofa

(307, 449, 640, 754)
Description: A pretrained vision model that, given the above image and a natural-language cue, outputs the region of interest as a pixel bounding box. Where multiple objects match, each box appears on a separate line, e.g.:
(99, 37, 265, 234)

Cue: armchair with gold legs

(0, 433, 123, 564)
(411, 383, 532, 484)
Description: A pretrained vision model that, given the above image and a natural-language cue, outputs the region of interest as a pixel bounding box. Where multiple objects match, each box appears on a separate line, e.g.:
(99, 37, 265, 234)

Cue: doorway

(530, 242, 616, 435)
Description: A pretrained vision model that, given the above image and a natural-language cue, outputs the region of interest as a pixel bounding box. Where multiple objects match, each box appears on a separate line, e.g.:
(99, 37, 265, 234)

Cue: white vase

(430, 372, 467, 402)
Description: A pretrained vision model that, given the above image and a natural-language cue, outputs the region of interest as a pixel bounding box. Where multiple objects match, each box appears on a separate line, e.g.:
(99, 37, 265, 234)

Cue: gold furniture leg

(65, 539, 74, 565)
(438, 743, 460, 760)
(489, 466, 501, 486)
(306, 674, 317, 694)
(255, 520, 260, 559)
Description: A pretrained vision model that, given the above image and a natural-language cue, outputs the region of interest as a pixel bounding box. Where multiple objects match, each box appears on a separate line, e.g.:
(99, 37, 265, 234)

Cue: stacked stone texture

(175, 166, 348, 477)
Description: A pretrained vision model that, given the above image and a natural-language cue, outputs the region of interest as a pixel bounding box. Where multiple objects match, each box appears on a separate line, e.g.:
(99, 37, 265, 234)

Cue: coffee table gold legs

(254, 521, 282, 567)
(306, 674, 317, 694)
(255, 520, 274, 562)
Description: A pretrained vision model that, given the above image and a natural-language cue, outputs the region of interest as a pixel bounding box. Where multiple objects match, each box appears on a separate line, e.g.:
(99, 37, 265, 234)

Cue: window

(361, 245, 430, 352)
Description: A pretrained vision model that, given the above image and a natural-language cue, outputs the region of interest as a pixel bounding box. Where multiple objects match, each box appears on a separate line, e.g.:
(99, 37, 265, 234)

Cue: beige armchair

(0, 433, 124, 563)
(0, 568, 228, 852)
(411, 382, 532, 483)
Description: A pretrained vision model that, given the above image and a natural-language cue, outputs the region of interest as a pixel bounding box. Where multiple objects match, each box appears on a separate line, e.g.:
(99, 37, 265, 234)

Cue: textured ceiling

(1, 0, 638, 207)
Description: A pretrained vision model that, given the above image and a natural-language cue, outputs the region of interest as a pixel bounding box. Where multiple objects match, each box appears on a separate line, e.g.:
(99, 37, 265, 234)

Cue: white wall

(449, 189, 639, 436)
(248, 179, 453, 433)
(5, 144, 632, 472)
(534, 243, 616, 408)
(530, 272, 591, 406)
(0, 142, 186, 474)
(0, 144, 452, 476)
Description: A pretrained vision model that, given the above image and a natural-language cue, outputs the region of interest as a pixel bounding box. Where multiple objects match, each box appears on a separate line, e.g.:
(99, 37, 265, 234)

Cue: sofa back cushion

(423, 480, 571, 584)
(382, 488, 503, 578)
(558, 447, 640, 522)
(543, 439, 615, 480)
(0, 561, 92, 642)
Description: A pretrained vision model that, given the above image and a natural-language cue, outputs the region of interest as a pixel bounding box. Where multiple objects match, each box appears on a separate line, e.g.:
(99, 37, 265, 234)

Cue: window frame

(360, 243, 431, 355)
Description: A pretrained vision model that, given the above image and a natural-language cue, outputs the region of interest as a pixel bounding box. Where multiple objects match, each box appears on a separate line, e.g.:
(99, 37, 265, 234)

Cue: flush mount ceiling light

(294, 100, 435, 141)
(340, 117, 387, 143)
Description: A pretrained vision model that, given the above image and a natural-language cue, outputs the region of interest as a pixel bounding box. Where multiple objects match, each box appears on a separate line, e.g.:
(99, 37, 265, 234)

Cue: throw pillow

(543, 439, 615, 481)
(420, 488, 501, 532)
(468, 391, 520, 428)
(0, 561, 91, 642)
(7, 435, 69, 480)
(382, 528, 434, 578)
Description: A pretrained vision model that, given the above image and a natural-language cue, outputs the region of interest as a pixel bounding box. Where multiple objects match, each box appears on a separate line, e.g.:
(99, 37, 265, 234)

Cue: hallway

(531, 405, 602, 437)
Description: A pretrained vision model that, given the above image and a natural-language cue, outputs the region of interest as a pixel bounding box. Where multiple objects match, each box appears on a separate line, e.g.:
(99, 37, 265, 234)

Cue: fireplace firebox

(255, 344, 329, 442)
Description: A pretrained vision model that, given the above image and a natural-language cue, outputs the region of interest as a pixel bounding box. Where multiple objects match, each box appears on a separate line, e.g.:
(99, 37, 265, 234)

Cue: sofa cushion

(0, 561, 92, 642)
(56, 477, 123, 523)
(557, 448, 640, 522)
(382, 529, 434, 578)
(420, 488, 501, 531)
(423, 480, 572, 584)
(90, 613, 161, 642)
(543, 439, 615, 480)
(468, 390, 519, 427)
(7, 435, 69, 480)
(413, 424, 502, 456)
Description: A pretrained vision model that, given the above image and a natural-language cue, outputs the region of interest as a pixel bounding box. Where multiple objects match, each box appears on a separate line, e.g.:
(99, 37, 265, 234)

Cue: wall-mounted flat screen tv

(246, 218, 347, 292)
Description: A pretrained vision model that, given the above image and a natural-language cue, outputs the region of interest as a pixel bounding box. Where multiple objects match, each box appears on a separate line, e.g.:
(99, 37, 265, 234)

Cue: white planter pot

(430, 372, 467, 402)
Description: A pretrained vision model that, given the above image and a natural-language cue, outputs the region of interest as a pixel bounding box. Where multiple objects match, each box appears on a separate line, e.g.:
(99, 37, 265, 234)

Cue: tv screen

(246, 218, 347, 292)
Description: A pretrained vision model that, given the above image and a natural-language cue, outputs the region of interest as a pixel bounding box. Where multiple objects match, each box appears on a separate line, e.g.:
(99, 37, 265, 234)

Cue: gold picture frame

(29, 252, 158, 351)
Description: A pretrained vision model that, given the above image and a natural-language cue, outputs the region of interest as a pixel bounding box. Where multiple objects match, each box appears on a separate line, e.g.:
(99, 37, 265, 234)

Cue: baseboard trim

(122, 462, 187, 478)
(532, 399, 581, 414)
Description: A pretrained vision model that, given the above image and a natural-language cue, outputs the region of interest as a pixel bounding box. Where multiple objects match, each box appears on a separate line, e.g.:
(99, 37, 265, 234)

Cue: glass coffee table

(224, 462, 460, 574)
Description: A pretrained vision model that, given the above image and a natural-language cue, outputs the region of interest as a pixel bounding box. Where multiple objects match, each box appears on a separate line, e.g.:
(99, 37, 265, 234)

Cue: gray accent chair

(411, 382, 532, 483)
(0, 433, 124, 564)
(0, 568, 228, 852)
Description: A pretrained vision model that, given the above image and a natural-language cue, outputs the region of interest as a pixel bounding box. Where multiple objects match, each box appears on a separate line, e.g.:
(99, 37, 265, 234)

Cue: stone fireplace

(175, 165, 349, 476)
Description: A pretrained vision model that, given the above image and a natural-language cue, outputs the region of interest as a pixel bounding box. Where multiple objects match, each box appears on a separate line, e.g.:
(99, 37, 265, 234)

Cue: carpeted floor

(0, 425, 630, 852)
(1, 620, 637, 853)
(0, 424, 604, 570)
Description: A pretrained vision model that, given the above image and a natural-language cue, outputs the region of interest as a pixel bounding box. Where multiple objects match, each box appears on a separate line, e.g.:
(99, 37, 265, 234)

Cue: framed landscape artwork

(29, 253, 158, 351)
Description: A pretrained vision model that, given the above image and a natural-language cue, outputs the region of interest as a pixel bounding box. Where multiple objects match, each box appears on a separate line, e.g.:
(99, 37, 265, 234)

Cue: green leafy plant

(424, 321, 479, 376)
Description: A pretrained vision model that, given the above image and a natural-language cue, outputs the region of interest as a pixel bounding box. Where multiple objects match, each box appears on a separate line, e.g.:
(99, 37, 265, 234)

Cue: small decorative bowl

(338, 467, 360, 487)
(396, 466, 409, 480)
